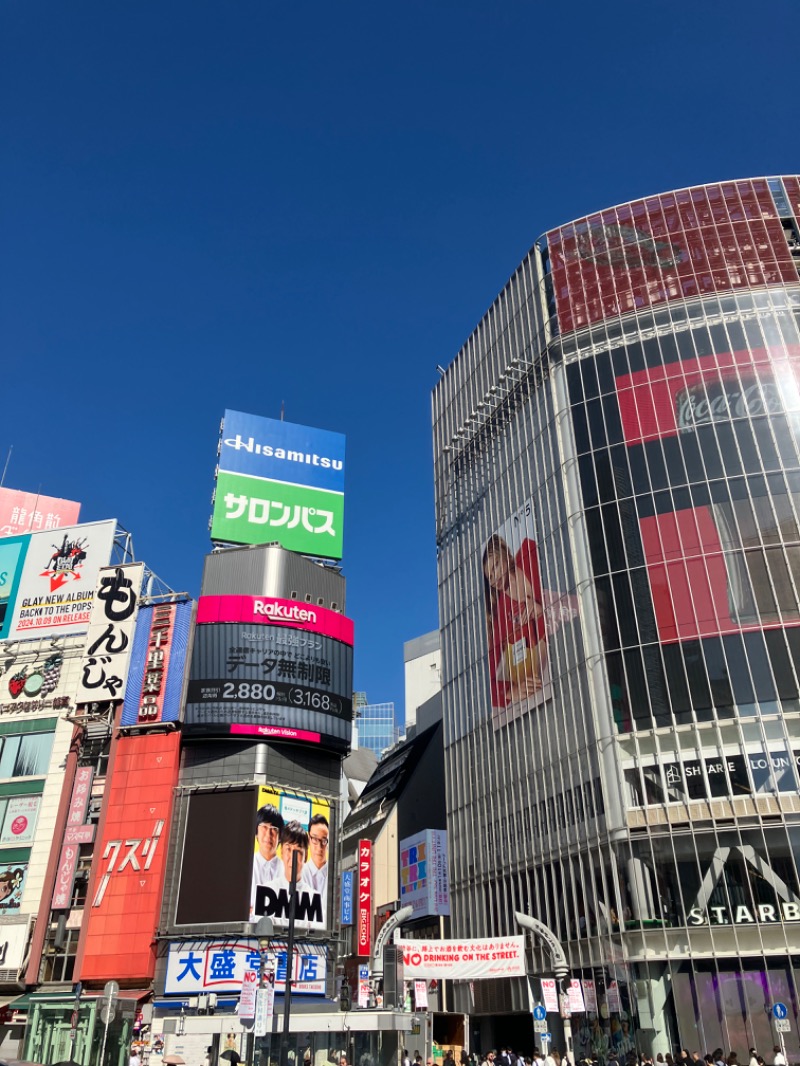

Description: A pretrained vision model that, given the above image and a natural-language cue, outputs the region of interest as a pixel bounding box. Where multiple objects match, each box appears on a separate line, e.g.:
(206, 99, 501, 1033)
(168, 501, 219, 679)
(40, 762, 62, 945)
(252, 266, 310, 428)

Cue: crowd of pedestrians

(468, 1045, 790, 1066)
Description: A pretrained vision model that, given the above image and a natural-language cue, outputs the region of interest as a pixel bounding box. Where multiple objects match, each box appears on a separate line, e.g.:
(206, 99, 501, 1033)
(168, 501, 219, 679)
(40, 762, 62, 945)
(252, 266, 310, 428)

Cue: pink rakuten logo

(197, 595, 354, 645)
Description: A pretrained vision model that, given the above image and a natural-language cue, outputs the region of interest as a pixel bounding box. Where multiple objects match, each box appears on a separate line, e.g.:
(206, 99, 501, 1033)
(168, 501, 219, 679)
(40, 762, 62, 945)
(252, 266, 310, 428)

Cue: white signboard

(606, 979, 622, 1012)
(568, 979, 586, 1013)
(0, 918, 30, 972)
(399, 829, 450, 918)
(541, 978, 559, 1012)
(9, 521, 117, 638)
(414, 980, 428, 1009)
(582, 979, 597, 1013)
(240, 968, 258, 1020)
(165, 940, 327, 996)
(254, 983, 274, 1037)
(396, 936, 525, 979)
(0, 796, 41, 845)
(76, 563, 144, 702)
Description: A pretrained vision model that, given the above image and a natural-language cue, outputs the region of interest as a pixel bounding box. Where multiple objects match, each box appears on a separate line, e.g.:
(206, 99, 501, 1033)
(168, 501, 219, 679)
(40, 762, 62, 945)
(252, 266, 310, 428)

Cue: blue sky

(3, 0, 798, 721)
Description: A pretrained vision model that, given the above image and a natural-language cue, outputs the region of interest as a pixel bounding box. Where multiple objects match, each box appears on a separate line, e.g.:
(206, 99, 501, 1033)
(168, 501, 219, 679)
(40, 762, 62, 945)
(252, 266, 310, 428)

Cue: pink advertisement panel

(197, 595, 354, 645)
(547, 179, 799, 335)
(0, 488, 80, 539)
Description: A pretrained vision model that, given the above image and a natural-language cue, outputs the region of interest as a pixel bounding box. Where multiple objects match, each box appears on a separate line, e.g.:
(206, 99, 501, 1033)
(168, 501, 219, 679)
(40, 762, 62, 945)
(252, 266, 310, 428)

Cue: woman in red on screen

(483, 534, 547, 710)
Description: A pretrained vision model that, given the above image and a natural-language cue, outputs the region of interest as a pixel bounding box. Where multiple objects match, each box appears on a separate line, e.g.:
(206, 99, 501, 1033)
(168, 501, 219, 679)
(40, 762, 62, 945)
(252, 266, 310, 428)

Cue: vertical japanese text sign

(53, 767, 95, 908)
(77, 563, 144, 703)
(357, 840, 372, 958)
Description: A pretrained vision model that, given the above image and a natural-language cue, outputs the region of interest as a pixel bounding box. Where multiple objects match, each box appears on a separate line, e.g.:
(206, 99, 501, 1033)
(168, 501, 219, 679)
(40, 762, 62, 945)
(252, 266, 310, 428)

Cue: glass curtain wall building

(432, 177, 800, 1057)
(354, 694, 399, 757)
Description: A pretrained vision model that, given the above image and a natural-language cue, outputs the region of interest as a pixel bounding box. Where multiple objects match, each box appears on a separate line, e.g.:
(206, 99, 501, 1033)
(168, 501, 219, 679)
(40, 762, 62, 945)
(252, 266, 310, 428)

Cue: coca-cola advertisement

(614, 346, 800, 642)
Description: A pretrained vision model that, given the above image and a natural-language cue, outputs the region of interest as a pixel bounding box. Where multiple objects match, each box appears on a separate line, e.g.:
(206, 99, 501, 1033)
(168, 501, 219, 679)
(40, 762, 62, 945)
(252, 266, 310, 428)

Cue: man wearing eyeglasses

(301, 813, 329, 904)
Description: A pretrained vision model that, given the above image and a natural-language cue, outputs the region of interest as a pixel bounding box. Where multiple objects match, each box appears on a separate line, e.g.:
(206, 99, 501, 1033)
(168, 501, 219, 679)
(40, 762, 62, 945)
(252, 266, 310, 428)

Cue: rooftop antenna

(0, 446, 11, 487)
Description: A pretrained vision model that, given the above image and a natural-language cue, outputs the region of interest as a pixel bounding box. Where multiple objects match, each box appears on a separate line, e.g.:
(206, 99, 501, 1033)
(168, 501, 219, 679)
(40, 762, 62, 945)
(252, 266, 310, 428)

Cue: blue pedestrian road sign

(773, 1003, 788, 1020)
(533, 1006, 547, 1021)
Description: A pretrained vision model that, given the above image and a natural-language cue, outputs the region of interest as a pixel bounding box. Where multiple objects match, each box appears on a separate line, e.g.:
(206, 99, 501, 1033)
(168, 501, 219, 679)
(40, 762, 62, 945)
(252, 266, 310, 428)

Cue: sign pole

(99, 980, 119, 1066)
(69, 981, 82, 1058)
(278, 849, 300, 1066)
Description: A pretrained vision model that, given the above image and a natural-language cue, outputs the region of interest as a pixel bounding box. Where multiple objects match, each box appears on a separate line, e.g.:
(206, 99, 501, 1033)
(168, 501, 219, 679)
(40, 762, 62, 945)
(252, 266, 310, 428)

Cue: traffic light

(339, 982, 352, 1012)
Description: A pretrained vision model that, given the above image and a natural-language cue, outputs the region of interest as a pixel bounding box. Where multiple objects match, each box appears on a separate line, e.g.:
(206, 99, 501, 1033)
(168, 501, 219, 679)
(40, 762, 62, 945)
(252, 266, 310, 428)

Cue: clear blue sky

(3, 0, 797, 720)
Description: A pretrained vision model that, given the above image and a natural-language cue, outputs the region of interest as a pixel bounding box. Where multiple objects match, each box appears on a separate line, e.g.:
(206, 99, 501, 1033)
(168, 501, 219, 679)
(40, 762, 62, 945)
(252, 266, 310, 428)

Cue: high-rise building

(404, 630, 441, 734)
(354, 693, 399, 757)
(433, 177, 800, 1056)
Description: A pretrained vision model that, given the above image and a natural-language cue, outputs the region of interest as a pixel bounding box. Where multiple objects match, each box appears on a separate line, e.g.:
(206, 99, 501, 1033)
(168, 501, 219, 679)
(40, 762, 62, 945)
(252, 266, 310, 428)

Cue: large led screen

(175, 784, 332, 933)
(613, 346, 800, 644)
(211, 410, 346, 559)
(184, 613, 353, 750)
(546, 179, 799, 335)
(567, 311, 800, 732)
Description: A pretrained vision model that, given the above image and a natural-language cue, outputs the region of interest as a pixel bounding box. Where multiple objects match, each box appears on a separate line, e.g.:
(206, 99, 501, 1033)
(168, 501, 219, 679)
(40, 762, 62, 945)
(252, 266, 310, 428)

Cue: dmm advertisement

(251, 785, 331, 932)
(8, 520, 117, 638)
(184, 621, 353, 749)
(211, 410, 346, 559)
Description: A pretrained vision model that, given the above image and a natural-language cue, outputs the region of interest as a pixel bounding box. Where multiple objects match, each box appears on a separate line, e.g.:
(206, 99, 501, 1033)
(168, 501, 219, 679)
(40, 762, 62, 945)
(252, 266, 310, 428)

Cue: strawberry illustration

(8, 669, 27, 699)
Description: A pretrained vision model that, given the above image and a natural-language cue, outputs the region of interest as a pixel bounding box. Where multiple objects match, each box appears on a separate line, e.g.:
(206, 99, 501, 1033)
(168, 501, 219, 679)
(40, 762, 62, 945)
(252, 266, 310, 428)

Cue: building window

(0, 732, 54, 779)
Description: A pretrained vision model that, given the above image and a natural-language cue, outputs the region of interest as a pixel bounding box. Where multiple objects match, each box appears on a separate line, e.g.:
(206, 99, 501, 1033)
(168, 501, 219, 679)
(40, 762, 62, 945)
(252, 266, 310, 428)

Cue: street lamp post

(515, 912, 573, 1061)
(278, 849, 301, 1066)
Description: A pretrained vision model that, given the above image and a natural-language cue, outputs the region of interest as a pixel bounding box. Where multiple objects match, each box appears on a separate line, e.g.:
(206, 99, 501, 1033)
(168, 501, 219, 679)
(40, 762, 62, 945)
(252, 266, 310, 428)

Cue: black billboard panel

(184, 623, 354, 750)
(175, 788, 256, 925)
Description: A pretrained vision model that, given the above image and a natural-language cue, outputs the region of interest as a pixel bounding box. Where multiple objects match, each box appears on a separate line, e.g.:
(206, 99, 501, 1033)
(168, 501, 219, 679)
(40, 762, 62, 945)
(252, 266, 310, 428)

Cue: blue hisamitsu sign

(220, 410, 346, 495)
(341, 871, 354, 925)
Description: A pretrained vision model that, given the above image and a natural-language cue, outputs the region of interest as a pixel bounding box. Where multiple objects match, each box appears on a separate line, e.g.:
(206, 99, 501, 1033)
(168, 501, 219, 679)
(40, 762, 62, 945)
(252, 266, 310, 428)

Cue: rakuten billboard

(184, 596, 354, 750)
(211, 410, 346, 560)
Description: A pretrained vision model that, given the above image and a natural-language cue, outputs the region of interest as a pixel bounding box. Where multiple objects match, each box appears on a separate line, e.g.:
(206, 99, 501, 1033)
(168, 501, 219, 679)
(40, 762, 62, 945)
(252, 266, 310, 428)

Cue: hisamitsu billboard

(219, 410, 345, 493)
(211, 411, 345, 559)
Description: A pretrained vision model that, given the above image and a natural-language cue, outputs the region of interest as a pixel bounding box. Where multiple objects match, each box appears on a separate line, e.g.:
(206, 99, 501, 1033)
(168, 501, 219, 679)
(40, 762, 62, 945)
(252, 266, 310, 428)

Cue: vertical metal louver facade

(433, 177, 800, 1056)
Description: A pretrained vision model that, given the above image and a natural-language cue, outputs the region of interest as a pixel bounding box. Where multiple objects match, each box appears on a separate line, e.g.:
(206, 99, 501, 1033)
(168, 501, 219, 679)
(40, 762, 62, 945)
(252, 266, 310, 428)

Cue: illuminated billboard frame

(184, 595, 354, 750)
(210, 410, 346, 559)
